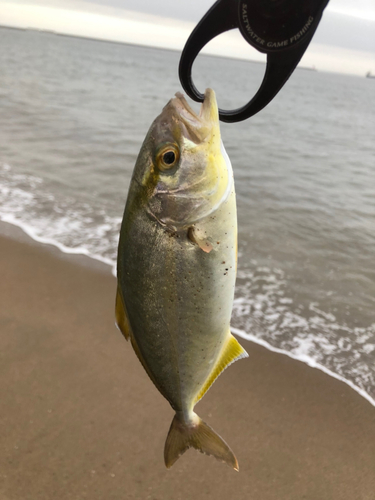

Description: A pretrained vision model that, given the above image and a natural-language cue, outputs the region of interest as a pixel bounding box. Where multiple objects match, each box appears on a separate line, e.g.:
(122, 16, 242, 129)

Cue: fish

(115, 88, 248, 470)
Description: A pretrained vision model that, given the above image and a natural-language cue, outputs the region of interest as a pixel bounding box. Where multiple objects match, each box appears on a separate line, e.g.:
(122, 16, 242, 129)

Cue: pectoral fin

(188, 226, 213, 253)
(194, 333, 248, 405)
(115, 286, 131, 341)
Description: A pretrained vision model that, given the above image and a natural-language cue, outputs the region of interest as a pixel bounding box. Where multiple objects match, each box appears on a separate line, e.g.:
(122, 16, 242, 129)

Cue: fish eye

(157, 145, 180, 171)
(163, 151, 175, 165)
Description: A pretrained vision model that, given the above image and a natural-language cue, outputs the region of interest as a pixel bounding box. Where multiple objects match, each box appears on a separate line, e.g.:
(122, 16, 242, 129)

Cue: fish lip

(198, 88, 218, 122)
(173, 92, 200, 121)
(169, 89, 218, 142)
(173, 88, 217, 121)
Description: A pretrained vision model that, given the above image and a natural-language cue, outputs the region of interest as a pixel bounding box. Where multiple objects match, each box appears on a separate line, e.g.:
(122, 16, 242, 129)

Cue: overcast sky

(1, 0, 375, 75)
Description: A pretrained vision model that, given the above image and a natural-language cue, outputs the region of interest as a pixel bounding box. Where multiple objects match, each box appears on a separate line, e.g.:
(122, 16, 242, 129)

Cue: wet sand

(1, 227, 374, 500)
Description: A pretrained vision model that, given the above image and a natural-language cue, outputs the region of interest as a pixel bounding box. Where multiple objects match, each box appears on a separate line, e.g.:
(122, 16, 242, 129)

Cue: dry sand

(1, 226, 375, 500)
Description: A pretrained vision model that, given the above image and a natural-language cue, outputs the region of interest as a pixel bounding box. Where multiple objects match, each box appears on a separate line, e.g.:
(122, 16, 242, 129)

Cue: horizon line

(1, 24, 368, 79)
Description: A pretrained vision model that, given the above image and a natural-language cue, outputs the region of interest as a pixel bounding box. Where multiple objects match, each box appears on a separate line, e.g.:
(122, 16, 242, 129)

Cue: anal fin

(194, 333, 248, 405)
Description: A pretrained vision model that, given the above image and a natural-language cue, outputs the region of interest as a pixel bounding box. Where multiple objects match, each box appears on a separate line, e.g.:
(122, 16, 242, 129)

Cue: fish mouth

(169, 89, 218, 143)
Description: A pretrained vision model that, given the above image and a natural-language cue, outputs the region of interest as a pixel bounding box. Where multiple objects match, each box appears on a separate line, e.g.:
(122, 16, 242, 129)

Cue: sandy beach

(1, 224, 374, 500)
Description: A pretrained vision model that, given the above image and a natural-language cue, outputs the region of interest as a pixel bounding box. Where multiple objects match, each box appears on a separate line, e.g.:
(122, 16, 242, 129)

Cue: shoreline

(0, 218, 114, 275)
(1, 228, 375, 499)
(232, 326, 375, 409)
(1, 217, 374, 409)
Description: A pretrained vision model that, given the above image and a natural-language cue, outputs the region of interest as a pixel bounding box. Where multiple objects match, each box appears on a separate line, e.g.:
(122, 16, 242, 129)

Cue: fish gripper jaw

(179, 0, 330, 122)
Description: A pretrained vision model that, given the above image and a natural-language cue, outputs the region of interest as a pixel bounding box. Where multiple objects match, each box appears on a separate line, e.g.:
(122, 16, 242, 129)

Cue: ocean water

(1, 27, 374, 406)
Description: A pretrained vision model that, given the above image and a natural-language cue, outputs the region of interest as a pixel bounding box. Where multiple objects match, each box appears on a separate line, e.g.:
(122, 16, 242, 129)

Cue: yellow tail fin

(164, 412, 238, 471)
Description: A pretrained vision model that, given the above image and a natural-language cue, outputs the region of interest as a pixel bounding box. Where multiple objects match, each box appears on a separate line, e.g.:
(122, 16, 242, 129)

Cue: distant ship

(366, 71, 375, 79)
(298, 65, 317, 71)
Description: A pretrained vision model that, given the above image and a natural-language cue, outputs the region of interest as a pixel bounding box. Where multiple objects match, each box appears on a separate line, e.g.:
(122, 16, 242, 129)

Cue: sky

(1, 0, 375, 76)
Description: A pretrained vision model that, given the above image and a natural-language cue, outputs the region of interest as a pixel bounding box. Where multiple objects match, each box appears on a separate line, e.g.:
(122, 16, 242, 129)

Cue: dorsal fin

(115, 286, 131, 341)
(115, 285, 171, 402)
(194, 333, 248, 405)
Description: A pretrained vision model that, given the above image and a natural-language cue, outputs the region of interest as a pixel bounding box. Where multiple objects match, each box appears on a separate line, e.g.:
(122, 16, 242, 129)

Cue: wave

(0, 162, 119, 274)
(232, 266, 375, 407)
(232, 327, 375, 407)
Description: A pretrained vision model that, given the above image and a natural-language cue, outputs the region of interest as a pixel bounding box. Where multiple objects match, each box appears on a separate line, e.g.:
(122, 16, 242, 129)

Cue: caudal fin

(164, 412, 238, 471)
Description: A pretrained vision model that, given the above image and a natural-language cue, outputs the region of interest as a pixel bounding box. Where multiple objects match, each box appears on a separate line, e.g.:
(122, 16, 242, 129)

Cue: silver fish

(116, 89, 248, 470)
